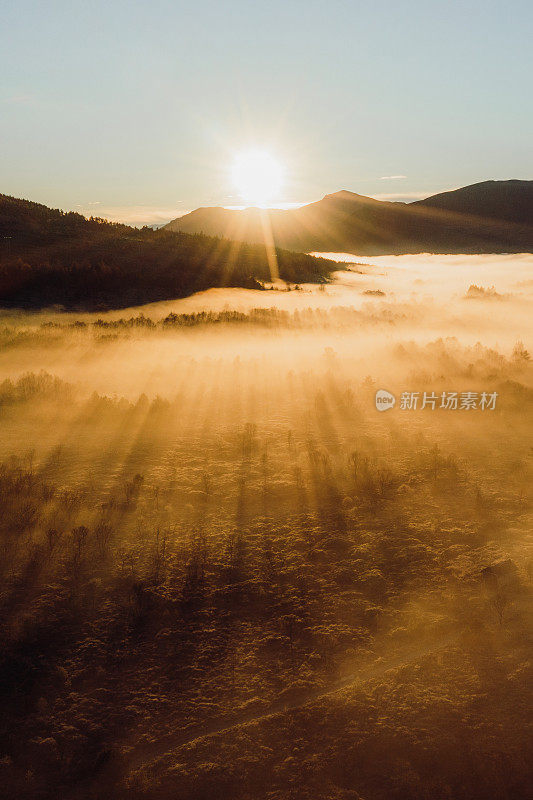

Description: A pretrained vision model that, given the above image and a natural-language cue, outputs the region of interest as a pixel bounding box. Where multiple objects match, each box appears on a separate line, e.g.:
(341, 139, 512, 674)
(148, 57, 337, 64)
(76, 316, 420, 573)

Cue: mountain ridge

(165, 180, 533, 255)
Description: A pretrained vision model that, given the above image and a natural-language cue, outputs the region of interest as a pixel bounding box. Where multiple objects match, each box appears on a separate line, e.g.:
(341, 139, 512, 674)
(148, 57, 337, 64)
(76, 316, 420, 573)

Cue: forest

(0, 275, 531, 798)
(0, 194, 334, 310)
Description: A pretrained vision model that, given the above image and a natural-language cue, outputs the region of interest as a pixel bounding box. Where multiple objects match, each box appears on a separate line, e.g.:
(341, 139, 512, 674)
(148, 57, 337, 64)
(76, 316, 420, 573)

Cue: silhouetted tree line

(38, 307, 362, 331)
(0, 194, 333, 309)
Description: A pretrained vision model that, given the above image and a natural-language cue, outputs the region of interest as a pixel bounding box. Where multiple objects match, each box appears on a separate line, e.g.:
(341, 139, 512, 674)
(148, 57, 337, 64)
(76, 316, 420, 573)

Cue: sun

(231, 149, 284, 207)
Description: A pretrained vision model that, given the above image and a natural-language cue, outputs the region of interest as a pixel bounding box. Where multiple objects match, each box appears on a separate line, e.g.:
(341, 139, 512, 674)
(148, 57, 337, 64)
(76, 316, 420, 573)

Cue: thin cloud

(380, 175, 407, 180)
(4, 93, 36, 106)
(371, 191, 427, 202)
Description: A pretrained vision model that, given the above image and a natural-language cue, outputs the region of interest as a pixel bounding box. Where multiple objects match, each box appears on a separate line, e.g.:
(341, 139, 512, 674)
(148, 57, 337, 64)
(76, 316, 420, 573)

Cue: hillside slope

(413, 180, 533, 225)
(0, 194, 336, 310)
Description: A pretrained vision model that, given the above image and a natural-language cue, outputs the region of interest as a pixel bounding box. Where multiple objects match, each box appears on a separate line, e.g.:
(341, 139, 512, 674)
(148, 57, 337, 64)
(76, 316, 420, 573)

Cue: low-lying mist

(0, 254, 531, 800)
(1, 254, 532, 397)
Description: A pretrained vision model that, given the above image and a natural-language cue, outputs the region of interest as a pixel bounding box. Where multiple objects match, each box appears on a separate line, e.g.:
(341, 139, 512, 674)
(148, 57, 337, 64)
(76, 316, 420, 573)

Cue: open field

(0, 254, 532, 799)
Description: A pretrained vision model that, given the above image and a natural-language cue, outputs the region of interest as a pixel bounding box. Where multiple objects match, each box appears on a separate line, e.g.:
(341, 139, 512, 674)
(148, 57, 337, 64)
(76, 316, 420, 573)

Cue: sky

(1, 0, 532, 225)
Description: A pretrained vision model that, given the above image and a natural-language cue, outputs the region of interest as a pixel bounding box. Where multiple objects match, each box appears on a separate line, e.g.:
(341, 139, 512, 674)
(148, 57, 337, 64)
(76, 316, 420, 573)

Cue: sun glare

(231, 149, 284, 207)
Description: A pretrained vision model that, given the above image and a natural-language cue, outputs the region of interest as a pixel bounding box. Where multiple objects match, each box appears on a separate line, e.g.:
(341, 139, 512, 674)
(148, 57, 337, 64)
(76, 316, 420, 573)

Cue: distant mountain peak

(323, 189, 366, 201)
(164, 180, 533, 255)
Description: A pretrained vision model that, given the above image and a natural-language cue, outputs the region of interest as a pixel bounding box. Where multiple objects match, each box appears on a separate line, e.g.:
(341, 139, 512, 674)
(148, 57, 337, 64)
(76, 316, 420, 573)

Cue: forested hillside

(0, 194, 334, 310)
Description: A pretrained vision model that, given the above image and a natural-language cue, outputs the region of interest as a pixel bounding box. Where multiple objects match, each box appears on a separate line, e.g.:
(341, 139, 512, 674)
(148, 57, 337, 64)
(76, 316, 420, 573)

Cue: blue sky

(1, 0, 532, 224)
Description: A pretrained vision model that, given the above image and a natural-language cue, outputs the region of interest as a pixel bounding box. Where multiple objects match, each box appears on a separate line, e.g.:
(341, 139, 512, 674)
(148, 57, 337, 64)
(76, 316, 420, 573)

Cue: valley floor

(0, 256, 531, 799)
